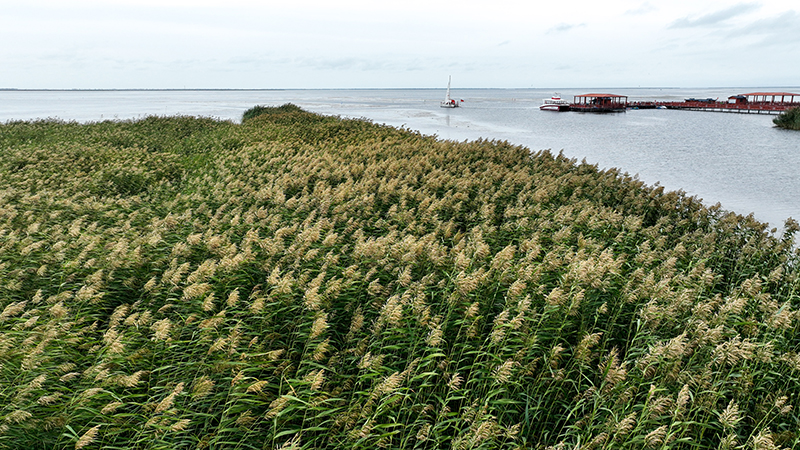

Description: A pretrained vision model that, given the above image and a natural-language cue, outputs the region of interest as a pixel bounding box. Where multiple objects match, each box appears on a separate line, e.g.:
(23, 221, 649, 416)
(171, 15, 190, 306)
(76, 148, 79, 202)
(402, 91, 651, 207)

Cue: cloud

(669, 2, 762, 28)
(547, 23, 586, 34)
(720, 10, 800, 48)
(732, 10, 800, 37)
(625, 2, 657, 16)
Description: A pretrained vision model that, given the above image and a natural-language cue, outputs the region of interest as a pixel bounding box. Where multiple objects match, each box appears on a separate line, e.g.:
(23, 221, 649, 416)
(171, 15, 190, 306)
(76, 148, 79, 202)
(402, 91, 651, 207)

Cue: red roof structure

(741, 92, 799, 97)
(573, 94, 628, 98)
(730, 92, 800, 103)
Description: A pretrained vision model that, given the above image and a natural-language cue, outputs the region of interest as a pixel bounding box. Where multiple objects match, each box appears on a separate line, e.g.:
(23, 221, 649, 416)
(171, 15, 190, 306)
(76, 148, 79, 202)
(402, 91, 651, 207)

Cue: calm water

(1, 88, 799, 229)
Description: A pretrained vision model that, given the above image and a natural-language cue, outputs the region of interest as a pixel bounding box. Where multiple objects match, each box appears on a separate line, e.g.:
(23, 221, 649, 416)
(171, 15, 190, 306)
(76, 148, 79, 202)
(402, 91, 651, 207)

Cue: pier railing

(567, 91, 799, 114)
(625, 101, 800, 114)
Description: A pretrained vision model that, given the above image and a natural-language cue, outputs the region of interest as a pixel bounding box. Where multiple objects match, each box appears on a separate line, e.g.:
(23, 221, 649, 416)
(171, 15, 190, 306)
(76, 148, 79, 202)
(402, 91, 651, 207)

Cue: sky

(2, 0, 799, 89)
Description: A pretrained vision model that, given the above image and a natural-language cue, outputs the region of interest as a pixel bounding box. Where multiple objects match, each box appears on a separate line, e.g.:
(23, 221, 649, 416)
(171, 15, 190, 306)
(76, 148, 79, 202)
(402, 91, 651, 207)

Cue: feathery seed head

(265, 396, 289, 419)
(464, 302, 480, 320)
(774, 395, 793, 415)
(676, 384, 691, 414)
(0, 301, 28, 322)
(752, 430, 781, 450)
(719, 434, 738, 450)
(154, 382, 184, 414)
(719, 399, 741, 430)
(546, 287, 566, 307)
(448, 372, 463, 391)
(100, 401, 123, 415)
(312, 337, 331, 361)
(490, 309, 509, 344)
(247, 380, 269, 395)
(309, 369, 325, 390)
(183, 282, 212, 301)
(309, 312, 329, 340)
(192, 376, 215, 399)
(372, 372, 403, 399)
(507, 279, 526, 299)
(49, 301, 69, 319)
(151, 318, 172, 341)
(75, 424, 101, 450)
(493, 359, 517, 384)
(426, 322, 444, 348)
(226, 289, 240, 307)
(644, 425, 667, 448)
(202, 293, 216, 312)
(575, 332, 603, 363)
(614, 413, 636, 438)
(267, 349, 285, 361)
(37, 393, 62, 406)
(170, 418, 191, 432)
(144, 277, 159, 293)
(117, 370, 148, 388)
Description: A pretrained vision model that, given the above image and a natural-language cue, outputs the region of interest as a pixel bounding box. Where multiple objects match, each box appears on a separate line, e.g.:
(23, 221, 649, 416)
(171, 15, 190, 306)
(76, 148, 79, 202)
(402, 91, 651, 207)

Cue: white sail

(440, 75, 459, 108)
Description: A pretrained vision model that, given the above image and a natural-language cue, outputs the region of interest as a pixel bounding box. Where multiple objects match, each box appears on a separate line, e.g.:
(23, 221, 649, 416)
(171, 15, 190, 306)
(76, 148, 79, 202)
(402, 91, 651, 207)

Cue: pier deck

(562, 92, 798, 114)
(625, 92, 799, 115)
(628, 101, 798, 115)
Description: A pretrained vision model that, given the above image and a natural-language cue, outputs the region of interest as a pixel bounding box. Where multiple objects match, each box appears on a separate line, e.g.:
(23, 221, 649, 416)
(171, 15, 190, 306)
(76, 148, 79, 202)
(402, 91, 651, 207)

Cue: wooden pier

(572, 92, 799, 114)
(627, 92, 800, 115)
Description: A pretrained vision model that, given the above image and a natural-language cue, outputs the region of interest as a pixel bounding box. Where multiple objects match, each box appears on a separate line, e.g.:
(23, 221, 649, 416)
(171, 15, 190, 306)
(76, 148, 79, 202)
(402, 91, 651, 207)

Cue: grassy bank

(773, 107, 800, 130)
(1, 107, 799, 449)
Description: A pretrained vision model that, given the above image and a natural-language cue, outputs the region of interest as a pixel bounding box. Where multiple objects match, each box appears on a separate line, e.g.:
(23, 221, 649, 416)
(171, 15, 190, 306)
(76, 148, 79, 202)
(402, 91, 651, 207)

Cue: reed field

(1, 105, 800, 449)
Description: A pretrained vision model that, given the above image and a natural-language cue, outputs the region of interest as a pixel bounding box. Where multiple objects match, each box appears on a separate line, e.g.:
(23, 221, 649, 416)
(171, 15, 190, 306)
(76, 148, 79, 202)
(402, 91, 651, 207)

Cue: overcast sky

(2, 0, 798, 89)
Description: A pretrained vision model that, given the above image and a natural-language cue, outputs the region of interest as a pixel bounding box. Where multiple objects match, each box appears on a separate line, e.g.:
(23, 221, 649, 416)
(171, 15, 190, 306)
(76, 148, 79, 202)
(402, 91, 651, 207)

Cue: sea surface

(2, 88, 799, 230)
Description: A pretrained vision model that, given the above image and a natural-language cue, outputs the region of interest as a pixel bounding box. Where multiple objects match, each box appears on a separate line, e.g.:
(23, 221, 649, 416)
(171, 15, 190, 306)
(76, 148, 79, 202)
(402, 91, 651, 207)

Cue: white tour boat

(540, 93, 571, 111)
(440, 76, 461, 108)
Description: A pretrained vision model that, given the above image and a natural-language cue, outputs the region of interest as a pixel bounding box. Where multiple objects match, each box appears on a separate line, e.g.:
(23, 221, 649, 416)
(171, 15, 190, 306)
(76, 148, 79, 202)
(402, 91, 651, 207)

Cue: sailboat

(440, 76, 460, 108)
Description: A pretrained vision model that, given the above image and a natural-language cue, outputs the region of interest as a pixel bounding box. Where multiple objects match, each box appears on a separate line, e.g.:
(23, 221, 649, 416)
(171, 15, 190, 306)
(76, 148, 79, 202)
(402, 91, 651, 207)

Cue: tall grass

(0, 107, 799, 449)
(242, 104, 305, 123)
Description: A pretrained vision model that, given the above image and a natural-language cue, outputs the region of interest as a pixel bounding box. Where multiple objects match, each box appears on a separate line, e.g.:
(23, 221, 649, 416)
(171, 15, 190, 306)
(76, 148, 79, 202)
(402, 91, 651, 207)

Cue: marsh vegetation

(773, 107, 800, 130)
(1, 106, 799, 449)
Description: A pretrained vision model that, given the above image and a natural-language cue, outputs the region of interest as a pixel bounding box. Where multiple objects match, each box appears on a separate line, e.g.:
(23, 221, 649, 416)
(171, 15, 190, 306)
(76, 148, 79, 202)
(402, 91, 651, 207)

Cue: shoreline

(1, 90, 797, 230)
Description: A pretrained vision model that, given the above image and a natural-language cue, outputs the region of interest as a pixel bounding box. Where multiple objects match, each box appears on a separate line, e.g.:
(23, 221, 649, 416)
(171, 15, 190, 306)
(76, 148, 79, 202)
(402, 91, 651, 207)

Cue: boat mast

(445, 76, 452, 102)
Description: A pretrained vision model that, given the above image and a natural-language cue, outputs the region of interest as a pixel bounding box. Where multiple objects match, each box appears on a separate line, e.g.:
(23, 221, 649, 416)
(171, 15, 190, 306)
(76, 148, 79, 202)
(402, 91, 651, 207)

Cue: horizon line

(3, 86, 800, 92)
